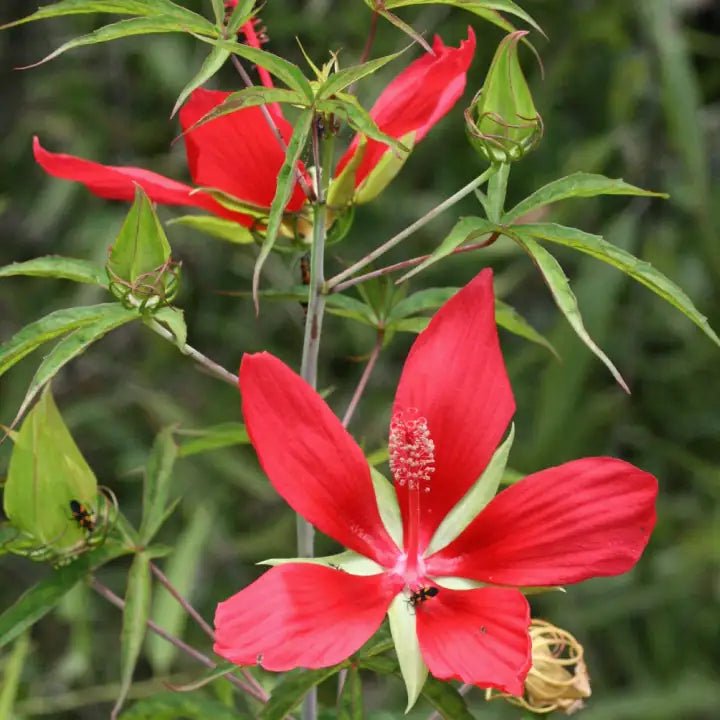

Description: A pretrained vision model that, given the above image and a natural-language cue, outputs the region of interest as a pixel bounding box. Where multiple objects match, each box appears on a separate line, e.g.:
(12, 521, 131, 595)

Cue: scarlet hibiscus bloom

(32, 24, 476, 226)
(214, 269, 657, 698)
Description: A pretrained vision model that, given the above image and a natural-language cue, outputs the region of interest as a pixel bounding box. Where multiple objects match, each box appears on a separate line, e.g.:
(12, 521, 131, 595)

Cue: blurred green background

(1, 0, 719, 717)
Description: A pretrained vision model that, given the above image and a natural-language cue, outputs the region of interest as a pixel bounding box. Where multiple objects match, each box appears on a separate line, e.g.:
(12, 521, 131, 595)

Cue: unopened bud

(487, 618, 591, 714)
(466, 31, 542, 164)
(106, 187, 180, 310)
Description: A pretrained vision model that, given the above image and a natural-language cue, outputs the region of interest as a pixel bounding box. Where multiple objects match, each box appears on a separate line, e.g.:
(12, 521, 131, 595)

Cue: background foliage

(0, 0, 718, 717)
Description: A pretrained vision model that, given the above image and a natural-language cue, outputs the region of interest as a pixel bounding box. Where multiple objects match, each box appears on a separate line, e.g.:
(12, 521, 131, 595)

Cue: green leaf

(177, 422, 250, 457)
(495, 298, 558, 357)
(326, 293, 379, 327)
(112, 553, 152, 720)
(120, 692, 248, 720)
(0, 542, 128, 649)
(387, 594, 428, 711)
(4, 387, 99, 550)
(147, 508, 213, 673)
(375, 0, 544, 35)
(26, 15, 216, 67)
(195, 35, 314, 100)
(186, 87, 308, 129)
(425, 425, 514, 556)
(337, 665, 363, 720)
(0, 631, 30, 718)
(388, 287, 458, 321)
(7, 308, 140, 431)
(516, 222, 720, 348)
(1, 0, 211, 29)
(149, 307, 187, 348)
(0, 256, 107, 285)
(163, 661, 237, 692)
(419, 676, 475, 720)
(171, 45, 231, 118)
(514, 233, 630, 392)
(253, 109, 313, 305)
(317, 48, 407, 100)
(0, 303, 136, 378)
(260, 667, 342, 720)
(139, 428, 178, 544)
(503, 172, 668, 224)
(397, 217, 499, 283)
(168, 215, 255, 244)
(319, 95, 408, 158)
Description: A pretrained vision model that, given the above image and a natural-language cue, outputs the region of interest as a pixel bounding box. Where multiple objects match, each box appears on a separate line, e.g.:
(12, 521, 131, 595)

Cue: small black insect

(69, 500, 96, 532)
(408, 586, 439, 608)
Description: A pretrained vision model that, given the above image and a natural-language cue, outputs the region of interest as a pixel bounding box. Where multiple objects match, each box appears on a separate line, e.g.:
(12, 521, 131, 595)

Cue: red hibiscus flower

(33, 24, 476, 227)
(214, 269, 657, 702)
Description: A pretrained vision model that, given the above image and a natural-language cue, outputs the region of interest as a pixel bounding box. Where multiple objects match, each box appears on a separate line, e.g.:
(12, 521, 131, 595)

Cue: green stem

(485, 162, 511, 223)
(326, 167, 497, 290)
(299, 117, 334, 720)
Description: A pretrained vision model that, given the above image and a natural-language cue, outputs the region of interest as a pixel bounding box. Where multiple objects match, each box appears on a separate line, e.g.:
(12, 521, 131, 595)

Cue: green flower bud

(107, 187, 180, 310)
(466, 31, 543, 164)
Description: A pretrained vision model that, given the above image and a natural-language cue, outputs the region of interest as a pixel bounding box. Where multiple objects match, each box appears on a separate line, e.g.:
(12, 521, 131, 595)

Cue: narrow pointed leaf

(515, 233, 630, 392)
(195, 35, 314, 100)
(171, 45, 231, 118)
(495, 298, 558, 357)
(149, 307, 186, 347)
(516, 222, 720, 347)
(0, 542, 128, 648)
(397, 217, 498, 283)
(0, 304, 135, 378)
(0, 256, 106, 285)
(317, 48, 407, 100)
(26, 16, 216, 67)
(426, 425, 514, 556)
(252, 109, 313, 306)
(139, 428, 178, 544)
(8, 309, 140, 431)
(319, 96, 408, 155)
(147, 507, 214, 673)
(177, 422, 249, 457)
(187, 87, 308, 130)
(376, 0, 544, 35)
(389, 287, 457, 321)
(259, 667, 343, 720)
(503, 172, 668, 223)
(1, 0, 210, 29)
(420, 676, 475, 720)
(112, 553, 152, 720)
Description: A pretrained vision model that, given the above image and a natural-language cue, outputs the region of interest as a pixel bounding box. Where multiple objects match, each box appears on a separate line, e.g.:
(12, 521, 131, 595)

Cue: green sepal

(387, 593, 428, 712)
(425, 424, 514, 556)
(3, 387, 98, 557)
(107, 187, 178, 308)
(259, 550, 384, 576)
(466, 31, 542, 163)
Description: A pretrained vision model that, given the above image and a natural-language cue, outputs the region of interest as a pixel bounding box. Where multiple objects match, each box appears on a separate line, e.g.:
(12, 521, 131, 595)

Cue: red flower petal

(426, 457, 658, 586)
(336, 28, 476, 188)
(179, 88, 307, 212)
(33, 136, 246, 221)
(392, 269, 515, 548)
(417, 586, 531, 695)
(240, 353, 401, 567)
(214, 564, 398, 670)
